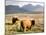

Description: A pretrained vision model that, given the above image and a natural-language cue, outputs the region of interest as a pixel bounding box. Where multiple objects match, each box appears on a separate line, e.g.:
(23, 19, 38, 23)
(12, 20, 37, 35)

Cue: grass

(5, 14, 44, 35)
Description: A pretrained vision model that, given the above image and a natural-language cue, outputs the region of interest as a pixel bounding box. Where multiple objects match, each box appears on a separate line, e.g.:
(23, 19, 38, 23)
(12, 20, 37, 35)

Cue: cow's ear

(31, 20, 35, 26)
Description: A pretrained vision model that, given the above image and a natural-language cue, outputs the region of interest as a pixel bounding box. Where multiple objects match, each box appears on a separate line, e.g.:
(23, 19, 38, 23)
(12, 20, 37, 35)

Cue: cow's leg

(26, 26, 28, 31)
(24, 26, 26, 32)
(21, 21, 24, 32)
(29, 26, 31, 31)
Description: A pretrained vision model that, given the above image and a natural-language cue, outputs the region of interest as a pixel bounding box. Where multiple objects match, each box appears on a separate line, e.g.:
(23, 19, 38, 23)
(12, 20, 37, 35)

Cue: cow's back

(23, 19, 32, 27)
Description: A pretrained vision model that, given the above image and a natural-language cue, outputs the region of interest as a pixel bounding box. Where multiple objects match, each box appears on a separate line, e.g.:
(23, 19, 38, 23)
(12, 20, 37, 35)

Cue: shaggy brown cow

(12, 16, 21, 31)
(21, 16, 35, 32)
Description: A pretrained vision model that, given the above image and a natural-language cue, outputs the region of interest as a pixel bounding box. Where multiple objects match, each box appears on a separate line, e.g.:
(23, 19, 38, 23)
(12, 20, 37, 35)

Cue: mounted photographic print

(5, 0, 44, 35)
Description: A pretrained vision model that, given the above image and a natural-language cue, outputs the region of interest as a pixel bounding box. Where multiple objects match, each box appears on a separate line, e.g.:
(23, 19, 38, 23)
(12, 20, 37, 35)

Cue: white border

(0, 0, 5, 35)
(0, 0, 46, 35)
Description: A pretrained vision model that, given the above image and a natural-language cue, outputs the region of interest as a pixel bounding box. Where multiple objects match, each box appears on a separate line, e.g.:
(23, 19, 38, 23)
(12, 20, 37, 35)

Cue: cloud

(6, 0, 44, 7)
(6, 2, 44, 7)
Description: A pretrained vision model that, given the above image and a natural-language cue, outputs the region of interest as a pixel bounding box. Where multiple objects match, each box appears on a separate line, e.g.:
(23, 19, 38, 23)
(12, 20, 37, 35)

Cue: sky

(6, 0, 44, 2)
(6, 0, 44, 7)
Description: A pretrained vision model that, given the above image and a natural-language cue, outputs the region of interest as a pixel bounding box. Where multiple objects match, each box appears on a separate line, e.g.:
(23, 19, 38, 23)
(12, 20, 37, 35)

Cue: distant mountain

(5, 5, 28, 14)
(22, 4, 43, 12)
(32, 5, 43, 12)
(22, 4, 34, 11)
(5, 4, 43, 14)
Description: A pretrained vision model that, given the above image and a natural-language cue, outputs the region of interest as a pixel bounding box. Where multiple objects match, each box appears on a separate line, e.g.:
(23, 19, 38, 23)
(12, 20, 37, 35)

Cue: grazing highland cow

(12, 16, 21, 31)
(21, 16, 35, 32)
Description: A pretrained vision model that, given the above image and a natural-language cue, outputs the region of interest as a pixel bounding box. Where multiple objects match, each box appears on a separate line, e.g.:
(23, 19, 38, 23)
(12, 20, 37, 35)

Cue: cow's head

(12, 17, 19, 24)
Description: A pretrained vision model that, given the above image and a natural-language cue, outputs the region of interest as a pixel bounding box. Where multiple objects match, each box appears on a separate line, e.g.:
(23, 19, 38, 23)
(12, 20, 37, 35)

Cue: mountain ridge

(5, 4, 43, 14)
